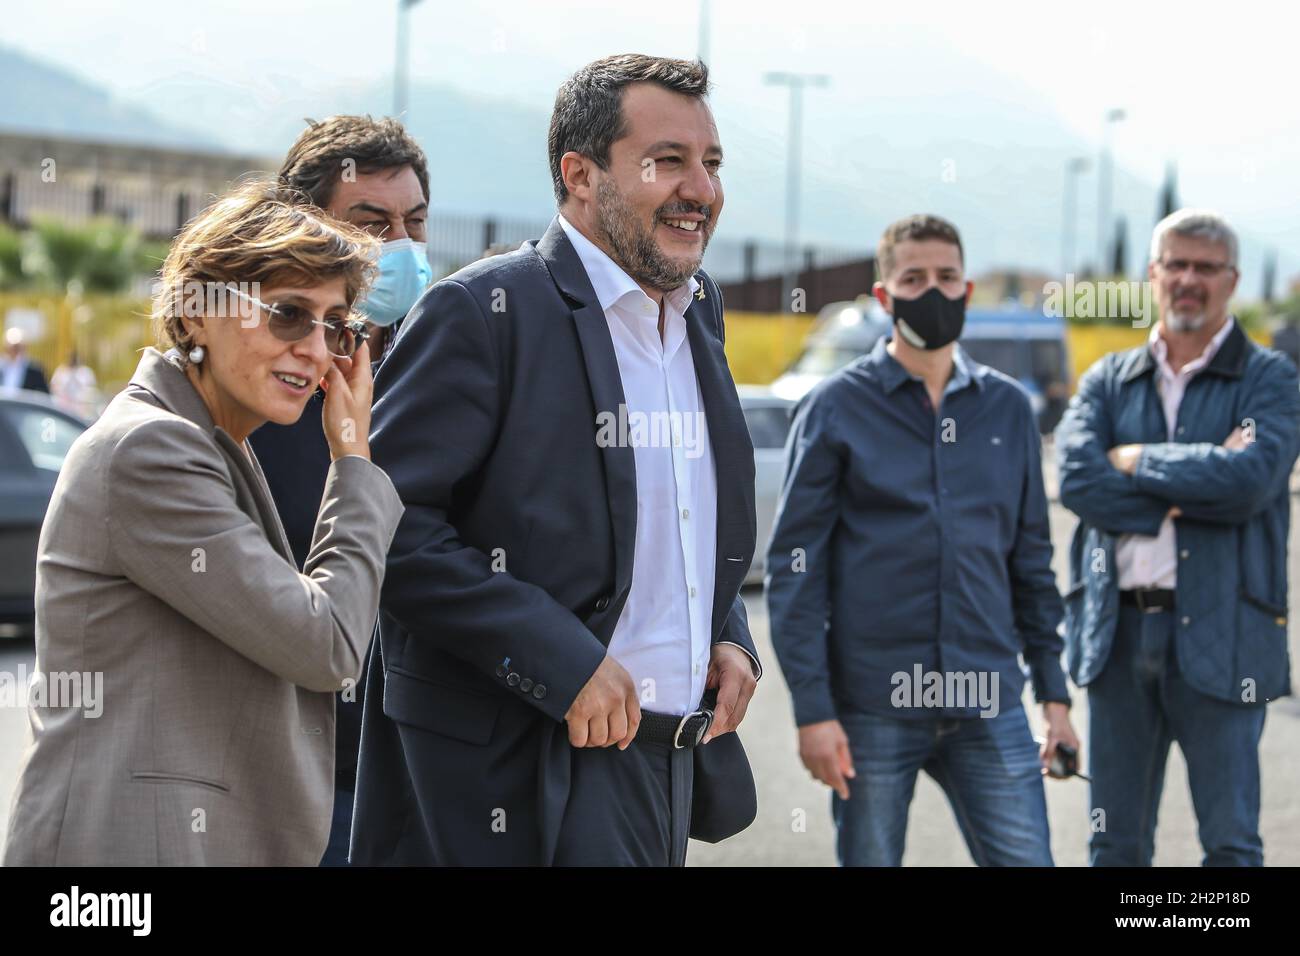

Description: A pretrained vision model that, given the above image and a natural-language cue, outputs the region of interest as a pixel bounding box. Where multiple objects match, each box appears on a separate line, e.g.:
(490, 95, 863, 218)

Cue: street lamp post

(1062, 157, 1090, 276)
(1096, 107, 1126, 275)
(698, 0, 711, 65)
(393, 0, 424, 117)
(764, 71, 829, 312)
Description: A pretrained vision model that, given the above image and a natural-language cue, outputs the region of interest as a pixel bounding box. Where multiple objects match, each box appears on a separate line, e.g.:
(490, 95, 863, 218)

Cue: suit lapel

(214, 430, 296, 565)
(532, 222, 754, 640)
(126, 348, 296, 566)
(683, 282, 755, 639)
(534, 221, 637, 613)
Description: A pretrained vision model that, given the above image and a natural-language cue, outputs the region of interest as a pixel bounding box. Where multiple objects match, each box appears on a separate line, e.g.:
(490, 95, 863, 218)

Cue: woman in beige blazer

(3, 181, 403, 865)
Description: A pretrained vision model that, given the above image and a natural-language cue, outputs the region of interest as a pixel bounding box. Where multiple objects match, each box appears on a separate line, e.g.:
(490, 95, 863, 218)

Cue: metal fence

(423, 209, 866, 286)
(0, 170, 868, 288)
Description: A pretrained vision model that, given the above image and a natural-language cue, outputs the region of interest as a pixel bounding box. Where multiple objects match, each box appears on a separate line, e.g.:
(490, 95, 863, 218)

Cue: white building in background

(0, 130, 272, 239)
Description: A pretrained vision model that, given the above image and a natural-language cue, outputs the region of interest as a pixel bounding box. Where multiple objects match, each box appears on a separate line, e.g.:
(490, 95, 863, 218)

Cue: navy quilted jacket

(1055, 319, 1300, 705)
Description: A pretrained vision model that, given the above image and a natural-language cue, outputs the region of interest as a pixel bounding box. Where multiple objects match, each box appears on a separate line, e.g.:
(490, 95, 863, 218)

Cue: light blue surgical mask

(358, 238, 433, 327)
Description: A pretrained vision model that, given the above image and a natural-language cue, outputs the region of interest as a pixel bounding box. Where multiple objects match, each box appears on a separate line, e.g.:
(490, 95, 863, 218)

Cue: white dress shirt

(558, 214, 718, 715)
(1116, 317, 1235, 589)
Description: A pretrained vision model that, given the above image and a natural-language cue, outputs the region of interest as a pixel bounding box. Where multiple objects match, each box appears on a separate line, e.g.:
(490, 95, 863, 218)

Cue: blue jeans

(833, 703, 1052, 866)
(1088, 605, 1267, 866)
(319, 788, 354, 867)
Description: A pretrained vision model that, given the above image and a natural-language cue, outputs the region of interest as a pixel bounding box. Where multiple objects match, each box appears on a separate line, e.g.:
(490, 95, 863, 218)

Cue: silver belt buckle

(674, 708, 714, 749)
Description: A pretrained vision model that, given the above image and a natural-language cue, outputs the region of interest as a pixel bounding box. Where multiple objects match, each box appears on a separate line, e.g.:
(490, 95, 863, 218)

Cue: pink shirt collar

(1150, 315, 1235, 380)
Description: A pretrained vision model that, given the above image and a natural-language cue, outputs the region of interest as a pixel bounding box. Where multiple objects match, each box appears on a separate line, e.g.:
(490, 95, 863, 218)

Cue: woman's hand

(320, 341, 373, 461)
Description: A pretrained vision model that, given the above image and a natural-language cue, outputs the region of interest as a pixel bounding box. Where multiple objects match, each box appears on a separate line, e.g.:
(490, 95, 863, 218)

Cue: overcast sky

(7, 0, 1299, 283)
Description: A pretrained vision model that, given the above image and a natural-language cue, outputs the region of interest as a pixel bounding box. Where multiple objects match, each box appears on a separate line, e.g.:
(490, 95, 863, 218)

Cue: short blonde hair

(152, 178, 380, 354)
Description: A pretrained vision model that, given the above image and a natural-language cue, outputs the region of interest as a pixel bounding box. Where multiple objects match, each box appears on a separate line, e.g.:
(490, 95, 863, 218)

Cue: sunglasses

(264, 301, 369, 359)
(228, 287, 370, 359)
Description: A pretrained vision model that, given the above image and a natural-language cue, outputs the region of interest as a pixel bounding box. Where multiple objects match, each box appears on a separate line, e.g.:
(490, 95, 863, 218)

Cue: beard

(1166, 296, 1208, 332)
(1164, 283, 1210, 332)
(594, 178, 713, 293)
(1166, 310, 1208, 333)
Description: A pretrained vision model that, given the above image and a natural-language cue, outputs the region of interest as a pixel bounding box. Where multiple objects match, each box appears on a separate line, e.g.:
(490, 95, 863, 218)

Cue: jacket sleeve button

(532, 684, 548, 699)
(507, 672, 521, 687)
(519, 678, 534, 692)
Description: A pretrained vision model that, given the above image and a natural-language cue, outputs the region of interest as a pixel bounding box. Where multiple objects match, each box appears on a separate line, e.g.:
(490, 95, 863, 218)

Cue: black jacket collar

(1121, 316, 1250, 384)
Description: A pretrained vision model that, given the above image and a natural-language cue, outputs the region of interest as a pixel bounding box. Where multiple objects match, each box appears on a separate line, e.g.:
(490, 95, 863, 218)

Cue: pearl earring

(188, 345, 206, 365)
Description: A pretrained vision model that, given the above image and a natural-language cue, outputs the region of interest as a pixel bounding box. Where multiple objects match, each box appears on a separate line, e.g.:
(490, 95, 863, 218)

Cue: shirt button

(1181, 616, 1191, 626)
(1177, 426, 1186, 435)
(1180, 549, 1189, 559)
(681, 508, 690, 520)
(689, 586, 697, 598)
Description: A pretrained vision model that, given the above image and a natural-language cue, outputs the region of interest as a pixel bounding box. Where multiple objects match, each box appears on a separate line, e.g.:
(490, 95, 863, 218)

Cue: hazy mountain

(0, 44, 223, 149)
(0, 44, 1280, 289)
(118, 68, 557, 223)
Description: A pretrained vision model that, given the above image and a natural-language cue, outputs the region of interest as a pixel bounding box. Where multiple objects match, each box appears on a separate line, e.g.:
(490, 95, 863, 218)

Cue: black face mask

(890, 286, 966, 350)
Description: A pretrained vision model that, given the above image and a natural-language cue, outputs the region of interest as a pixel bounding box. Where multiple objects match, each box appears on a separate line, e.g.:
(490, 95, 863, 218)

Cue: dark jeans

(1088, 604, 1267, 866)
(834, 702, 1052, 866)
(319, 788, 354, 867)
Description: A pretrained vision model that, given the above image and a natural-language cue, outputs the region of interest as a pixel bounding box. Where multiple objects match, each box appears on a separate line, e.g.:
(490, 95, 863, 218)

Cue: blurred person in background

(3, 181, 403, 865)
(1056, 209, 1300, 866)
(767, 214, 1078, 867)
(1270, 319, 1300, 369)
(1, 327, 50, 394)
(248, 114, 431, 866)
(50, 348, 100, 419)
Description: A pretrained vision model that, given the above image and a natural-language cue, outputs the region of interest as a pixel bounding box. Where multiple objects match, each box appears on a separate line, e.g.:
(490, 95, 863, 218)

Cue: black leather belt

(638, 707, 714, 749)
(1120, 588, 1176, 613)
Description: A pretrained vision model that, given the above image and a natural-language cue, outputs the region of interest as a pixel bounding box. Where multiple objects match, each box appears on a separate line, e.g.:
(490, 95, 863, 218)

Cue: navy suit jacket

(351, 219, 757, 865)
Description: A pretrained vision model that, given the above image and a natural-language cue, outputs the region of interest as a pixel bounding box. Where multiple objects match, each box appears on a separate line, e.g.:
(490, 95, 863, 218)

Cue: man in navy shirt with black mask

(767, 214, 1079, 866)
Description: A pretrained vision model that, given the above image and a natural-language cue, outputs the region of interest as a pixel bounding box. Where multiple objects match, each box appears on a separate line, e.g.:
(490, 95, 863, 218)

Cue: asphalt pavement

(2, 446, 1298, 865)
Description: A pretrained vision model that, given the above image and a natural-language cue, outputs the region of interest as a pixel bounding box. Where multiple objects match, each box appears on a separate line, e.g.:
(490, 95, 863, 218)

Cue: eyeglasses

(1157, 258, 1236, 279)
(263, 302, 369, 359)
(228, 287, 369, 358)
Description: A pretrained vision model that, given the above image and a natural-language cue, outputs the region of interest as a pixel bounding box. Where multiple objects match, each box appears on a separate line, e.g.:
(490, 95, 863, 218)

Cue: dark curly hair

(279, 115, 429, 210)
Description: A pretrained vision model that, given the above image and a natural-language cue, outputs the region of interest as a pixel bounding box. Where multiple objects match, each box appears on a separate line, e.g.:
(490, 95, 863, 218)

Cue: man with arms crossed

(1056, 209, 1299, 866)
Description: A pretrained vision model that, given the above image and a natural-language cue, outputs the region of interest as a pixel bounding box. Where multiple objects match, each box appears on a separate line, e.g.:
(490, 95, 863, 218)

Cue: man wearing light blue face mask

(248, 115, 431, 866)
(359, 237, 434, 331)
(281, 116, 434, 359)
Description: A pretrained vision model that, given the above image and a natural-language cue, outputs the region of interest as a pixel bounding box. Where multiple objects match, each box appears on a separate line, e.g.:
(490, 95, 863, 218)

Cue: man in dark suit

(249, 115, 431, 865)
(351, 54, 760, 866)
(1, 329, 49, 394)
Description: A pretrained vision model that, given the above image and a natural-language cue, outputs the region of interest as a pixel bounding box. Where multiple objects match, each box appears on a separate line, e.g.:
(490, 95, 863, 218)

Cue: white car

(738, 386, 796, 586)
